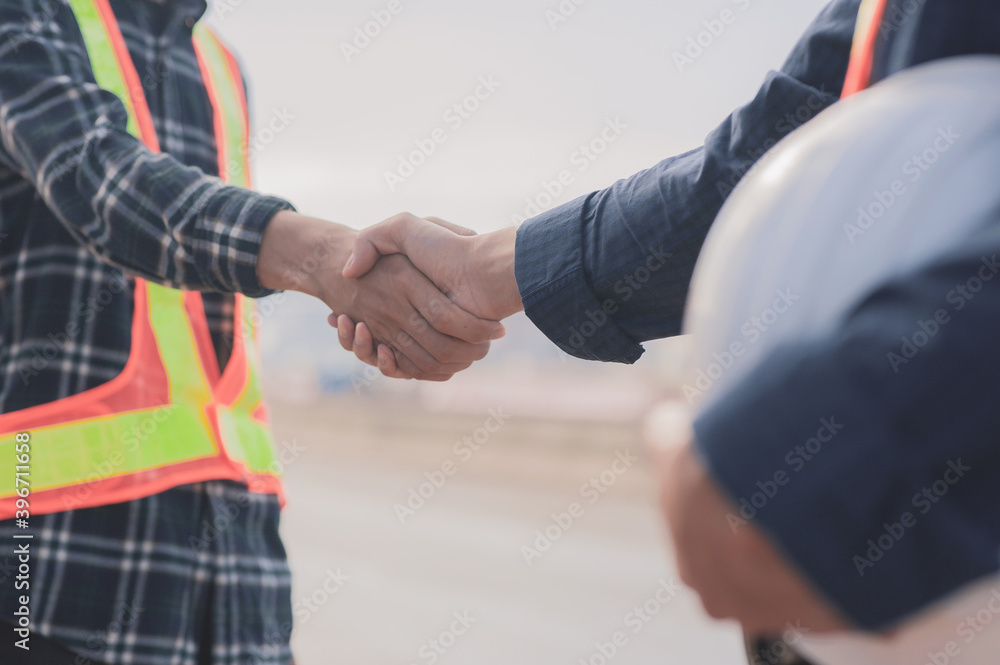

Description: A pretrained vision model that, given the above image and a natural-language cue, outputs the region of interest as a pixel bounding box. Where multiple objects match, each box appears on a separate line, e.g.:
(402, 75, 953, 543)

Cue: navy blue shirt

(515, 0, 1000, 631)
(515, 0, 861, 363)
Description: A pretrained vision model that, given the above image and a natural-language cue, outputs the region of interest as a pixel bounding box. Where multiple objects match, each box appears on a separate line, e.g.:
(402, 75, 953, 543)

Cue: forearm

(515, 0, 860, 362)
(258, 210, 356, 299)
(472, 226, 522, 319)
(0, 4, 292, 296)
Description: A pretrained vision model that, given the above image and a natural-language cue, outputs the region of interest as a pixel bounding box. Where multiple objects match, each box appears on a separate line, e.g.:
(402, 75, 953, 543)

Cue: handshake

(257, 210, 524, 380)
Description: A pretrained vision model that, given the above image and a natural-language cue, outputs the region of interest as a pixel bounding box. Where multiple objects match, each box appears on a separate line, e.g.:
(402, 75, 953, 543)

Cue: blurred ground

(272, 396, 745, 665)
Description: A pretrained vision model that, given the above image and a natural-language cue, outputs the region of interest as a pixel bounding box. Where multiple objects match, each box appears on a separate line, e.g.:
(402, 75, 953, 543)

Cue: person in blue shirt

(338, 0, 1000, 650)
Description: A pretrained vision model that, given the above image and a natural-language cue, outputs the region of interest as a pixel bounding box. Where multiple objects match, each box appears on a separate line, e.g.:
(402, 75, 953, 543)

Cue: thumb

(342, 221, 409, 279)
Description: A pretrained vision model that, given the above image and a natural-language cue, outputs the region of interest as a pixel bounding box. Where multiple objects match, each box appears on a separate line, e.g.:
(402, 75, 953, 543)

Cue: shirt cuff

(196, 185, 295, 297)
(514, 195, 645, 364)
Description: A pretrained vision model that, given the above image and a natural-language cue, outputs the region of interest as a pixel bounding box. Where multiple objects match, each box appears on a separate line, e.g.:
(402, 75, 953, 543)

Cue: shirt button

(185, 17, 196, 28)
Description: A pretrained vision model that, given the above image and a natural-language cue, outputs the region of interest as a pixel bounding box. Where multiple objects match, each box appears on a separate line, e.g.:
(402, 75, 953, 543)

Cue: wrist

(473, 226, 523, 319)
(258, 210, 356, 299)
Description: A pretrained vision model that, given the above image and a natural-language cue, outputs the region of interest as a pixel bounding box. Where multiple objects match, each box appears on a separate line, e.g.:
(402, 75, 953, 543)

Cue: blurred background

(208, 0, 832, 662)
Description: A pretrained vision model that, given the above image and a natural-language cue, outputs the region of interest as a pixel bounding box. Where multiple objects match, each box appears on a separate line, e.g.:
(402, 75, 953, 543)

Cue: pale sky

(206, 0, 837, 383)
(211, 0, 832, 231)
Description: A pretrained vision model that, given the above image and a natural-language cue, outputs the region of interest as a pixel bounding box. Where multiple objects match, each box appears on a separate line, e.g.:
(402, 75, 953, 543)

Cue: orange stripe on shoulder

(842, 0, 890, 97)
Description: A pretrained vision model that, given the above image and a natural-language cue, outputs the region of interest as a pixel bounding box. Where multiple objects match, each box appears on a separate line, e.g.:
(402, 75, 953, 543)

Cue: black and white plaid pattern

(0, 481, 294, 665)
(0, 0, 293, 413)
(0, 1, 295, 661)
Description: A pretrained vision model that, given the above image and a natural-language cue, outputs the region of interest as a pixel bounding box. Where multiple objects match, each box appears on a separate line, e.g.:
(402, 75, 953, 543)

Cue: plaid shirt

(0, 481, 294, 665)
(0, 0, 292, 413)
(0, 1, 294, 663)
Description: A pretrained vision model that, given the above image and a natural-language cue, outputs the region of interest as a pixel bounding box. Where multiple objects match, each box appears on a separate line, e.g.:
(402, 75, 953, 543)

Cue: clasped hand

(258, 210, 520, 381)
(334, 212, 523, 379)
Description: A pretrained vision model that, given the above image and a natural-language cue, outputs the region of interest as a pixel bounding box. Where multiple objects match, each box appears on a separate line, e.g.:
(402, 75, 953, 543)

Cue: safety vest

(842, 0, 890, 96)
(0, 0, 284, 519)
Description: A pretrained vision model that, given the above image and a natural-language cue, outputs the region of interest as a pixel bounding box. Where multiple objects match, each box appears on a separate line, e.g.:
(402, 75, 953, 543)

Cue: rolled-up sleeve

(0, 1, 293, 296)
(515, 0, 861, 362)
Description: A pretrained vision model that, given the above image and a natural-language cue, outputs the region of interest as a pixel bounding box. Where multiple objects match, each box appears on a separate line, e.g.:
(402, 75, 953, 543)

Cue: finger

(376, 344, 401, 376)
(335, 314, 356, 353)
(381, 343, 457, 382)
(352, 322, 381, 367)
(424, 216, 477, 237)
(344, 212, 469, 280)
(406, 304, 493, 364)
(386, 327, 476, 377)
(409, 281, 504, 346)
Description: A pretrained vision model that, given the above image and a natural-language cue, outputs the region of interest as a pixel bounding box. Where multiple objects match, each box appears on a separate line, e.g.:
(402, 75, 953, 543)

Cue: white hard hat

(682, 56, 1000, 414)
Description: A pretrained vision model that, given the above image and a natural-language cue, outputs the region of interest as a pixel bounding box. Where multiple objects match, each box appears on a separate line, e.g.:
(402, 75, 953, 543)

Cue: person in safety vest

(0, 1, 503, 664)
(336, 0, 1000, 664)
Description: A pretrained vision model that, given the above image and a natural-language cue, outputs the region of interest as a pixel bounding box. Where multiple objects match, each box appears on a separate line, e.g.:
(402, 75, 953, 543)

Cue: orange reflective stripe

(68, 0, 160, 150)
(842, 0, 890, 97)
(0, 2, 284, 518)
(183, 291, 222, 387)
(192, 26, 251, 189)
(0, 285, 166, 432)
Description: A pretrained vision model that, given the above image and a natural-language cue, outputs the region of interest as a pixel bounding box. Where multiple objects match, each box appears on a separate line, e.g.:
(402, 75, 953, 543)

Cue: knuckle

(424, 301, 447, 328)
(391, 269, 411, 291)
(408, 312, 430, 336)
(426, 336, 460, 363)
(389, 211, 416, 229)
(395, 331, 416, 352)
